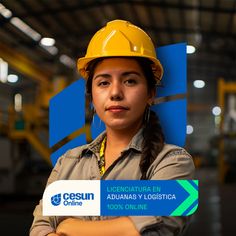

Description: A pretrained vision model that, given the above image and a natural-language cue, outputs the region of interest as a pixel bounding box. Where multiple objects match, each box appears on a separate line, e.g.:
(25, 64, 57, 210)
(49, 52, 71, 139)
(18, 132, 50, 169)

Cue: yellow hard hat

(77, 19, 163, 81)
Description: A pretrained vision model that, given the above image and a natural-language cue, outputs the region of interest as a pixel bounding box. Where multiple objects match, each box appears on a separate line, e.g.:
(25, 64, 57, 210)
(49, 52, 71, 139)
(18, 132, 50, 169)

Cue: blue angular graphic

(49, 79, 85, 147)
(50, 134, 86, 166)
(152, 99, 186, 147)
(49, 43, 187, 165)
(91, 114, 106, 140)
(156, 43, 186, 97)
(153, 43, 187, 147)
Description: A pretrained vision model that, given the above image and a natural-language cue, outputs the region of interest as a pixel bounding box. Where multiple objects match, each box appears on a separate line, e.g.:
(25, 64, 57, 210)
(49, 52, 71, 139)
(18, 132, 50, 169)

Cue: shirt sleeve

(29, 155, 64, 236)
(128, 148, 195, 236)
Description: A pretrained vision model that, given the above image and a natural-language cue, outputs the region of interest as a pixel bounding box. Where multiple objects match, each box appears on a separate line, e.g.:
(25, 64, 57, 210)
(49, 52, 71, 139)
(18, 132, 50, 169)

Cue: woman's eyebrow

(93, 73, 111, 80)
(93, 71, 142, 80)
(122, 71, 142, 77)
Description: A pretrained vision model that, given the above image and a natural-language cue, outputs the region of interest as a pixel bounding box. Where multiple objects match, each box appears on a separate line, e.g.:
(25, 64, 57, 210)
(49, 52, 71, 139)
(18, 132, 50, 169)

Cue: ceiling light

(212, 106, 221, 116)
(0, 3, 12, 18)
(14, 93, 22, 112)
(0, 58, 8, 83)
(59, 54, 76, 68)
(10, 17, 41, 41)
(7, 74, 18, 83)
(193, 80, 205, 88)
(187, 45, 196, 54)
(186, 125, 194, 135)
(40, 37, 55, 47)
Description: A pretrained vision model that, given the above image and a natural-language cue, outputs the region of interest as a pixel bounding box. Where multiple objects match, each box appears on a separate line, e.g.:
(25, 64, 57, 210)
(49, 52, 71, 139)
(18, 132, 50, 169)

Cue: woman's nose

(110, 82, 124, 101)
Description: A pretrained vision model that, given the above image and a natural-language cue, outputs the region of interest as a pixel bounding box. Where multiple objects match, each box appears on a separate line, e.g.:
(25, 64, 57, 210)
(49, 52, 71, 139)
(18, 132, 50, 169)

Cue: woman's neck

(105, 125, 142, 150)
(103, 124, 142, 169)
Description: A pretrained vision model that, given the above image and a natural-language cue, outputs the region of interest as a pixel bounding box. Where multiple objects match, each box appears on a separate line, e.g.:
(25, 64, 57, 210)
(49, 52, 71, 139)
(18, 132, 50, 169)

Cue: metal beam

(54, 26, 236, 42)
(188, 103, 213, 113)
(0, 41, 51, 87)
(15, 0, 236, 18)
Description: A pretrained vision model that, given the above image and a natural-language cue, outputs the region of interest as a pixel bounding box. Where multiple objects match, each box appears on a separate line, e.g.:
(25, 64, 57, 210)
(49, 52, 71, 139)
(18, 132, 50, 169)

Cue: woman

(30, 20, 195, 236)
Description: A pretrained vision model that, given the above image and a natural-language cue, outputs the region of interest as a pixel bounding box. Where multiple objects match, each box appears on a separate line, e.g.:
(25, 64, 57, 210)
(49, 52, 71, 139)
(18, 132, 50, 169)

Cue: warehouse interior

(0, 0, 236, 235)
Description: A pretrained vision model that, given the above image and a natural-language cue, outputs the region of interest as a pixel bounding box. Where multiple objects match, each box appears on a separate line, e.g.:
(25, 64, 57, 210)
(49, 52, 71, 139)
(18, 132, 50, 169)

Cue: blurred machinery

(7, 75, 69, 165)
(0, 42, 69, 193)
(218, 78, 236, 183)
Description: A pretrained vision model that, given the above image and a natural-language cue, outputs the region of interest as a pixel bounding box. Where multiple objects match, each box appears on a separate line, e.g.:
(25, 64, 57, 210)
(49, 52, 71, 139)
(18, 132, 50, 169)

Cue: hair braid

(140, 110, 165, 180)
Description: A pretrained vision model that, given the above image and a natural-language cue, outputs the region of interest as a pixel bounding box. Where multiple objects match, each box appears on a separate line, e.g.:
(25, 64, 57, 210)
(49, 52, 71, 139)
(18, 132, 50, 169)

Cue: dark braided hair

(85, 57, 165, 180)
(140, 110, 165, 179)
(135, 58, 165, 179)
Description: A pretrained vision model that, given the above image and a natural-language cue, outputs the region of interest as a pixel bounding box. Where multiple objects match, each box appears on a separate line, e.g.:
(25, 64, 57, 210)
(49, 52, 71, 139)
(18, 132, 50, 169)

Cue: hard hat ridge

(77, 19, 163, 81)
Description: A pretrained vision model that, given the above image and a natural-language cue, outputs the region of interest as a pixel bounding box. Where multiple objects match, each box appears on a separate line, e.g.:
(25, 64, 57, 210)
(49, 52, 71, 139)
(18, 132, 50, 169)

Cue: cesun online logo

(51, 192, 95, 206)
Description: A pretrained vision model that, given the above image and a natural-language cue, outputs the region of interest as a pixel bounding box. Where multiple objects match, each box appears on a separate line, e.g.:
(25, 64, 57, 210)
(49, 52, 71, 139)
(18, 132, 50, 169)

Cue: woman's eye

(98, 81, 109, 87)
(124, 79, 137, 86)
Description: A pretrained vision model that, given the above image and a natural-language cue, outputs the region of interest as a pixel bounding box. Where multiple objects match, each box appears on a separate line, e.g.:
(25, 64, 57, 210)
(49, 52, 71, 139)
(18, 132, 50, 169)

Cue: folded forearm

(56, 217, 140, 236)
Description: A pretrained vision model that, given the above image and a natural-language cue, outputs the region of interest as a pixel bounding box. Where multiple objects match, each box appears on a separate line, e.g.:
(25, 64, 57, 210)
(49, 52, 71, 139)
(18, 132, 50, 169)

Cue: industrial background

(0, 0, 236, 235)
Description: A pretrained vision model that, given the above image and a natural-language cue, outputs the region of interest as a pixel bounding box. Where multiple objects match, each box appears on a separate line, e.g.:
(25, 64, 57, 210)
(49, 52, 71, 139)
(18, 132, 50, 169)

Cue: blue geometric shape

(152, 99, 186, 147)
(49, 43, 187, 165)
(50, 134, 86, 166)
(183, 199, 198, 216)
(157, 43, 186, 97)
(49, 79, 85, 147)
(91, 114, 106, 140)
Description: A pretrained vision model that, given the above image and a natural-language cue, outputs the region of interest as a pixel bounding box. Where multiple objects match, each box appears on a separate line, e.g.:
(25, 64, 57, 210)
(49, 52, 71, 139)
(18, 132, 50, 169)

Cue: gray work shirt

(30, 129, 195, 236)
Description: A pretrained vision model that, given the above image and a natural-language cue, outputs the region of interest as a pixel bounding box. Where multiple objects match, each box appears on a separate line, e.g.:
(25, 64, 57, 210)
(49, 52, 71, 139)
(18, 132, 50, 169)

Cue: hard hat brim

(77, 55, 163, 81)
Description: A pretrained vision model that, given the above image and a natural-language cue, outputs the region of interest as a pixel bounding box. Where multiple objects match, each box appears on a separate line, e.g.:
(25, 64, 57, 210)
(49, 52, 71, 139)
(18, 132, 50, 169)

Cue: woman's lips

(106, 106, 129, 113)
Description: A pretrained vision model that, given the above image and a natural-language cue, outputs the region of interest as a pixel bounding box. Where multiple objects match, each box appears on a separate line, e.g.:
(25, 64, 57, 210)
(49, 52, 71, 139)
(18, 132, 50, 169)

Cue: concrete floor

(186, 167, 236, 236)
(186, 168, 222, 236)
(0, 167, 235, 236)
(0, 195, 38, 235)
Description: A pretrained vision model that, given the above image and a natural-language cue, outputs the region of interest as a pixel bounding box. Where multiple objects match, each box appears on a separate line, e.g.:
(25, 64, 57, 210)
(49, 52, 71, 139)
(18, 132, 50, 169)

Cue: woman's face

(92, 58, 155, 131)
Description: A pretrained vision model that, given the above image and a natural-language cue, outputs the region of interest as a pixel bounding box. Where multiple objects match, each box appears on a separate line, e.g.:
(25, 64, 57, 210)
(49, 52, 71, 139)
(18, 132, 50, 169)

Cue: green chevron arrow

(170, 180, 198, 216)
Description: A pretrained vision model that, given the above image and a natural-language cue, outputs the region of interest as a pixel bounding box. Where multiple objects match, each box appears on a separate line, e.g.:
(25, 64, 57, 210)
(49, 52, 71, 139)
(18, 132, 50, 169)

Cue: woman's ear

(148, 88, 156, 105)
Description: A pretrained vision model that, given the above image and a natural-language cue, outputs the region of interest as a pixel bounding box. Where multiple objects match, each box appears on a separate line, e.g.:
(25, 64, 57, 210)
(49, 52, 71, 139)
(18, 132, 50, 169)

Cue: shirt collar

(81, 127, 144, 158)
(123, 127, 143, 153)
